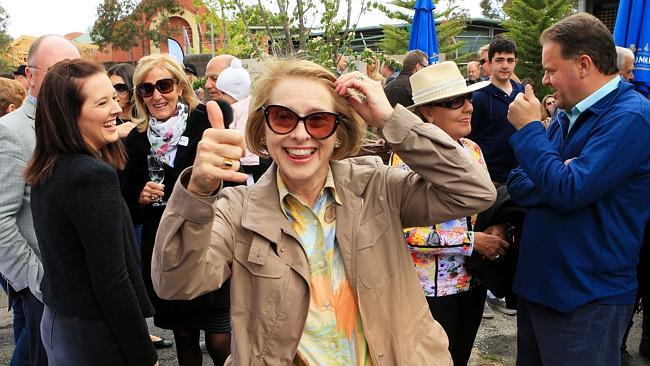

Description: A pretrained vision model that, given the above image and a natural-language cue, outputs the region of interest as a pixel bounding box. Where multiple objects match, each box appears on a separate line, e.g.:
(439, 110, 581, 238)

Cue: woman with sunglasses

(540, 94, 557, 129)
(120, 54, 233, 366)
(151, 59, 496, 365)
(392, 61, 509, 366)
(107, 63, 139, 138)
(25, 59, 158, 366)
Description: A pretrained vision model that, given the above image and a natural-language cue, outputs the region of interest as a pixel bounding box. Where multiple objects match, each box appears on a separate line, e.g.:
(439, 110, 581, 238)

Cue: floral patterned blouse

(390, 138, 488, 297)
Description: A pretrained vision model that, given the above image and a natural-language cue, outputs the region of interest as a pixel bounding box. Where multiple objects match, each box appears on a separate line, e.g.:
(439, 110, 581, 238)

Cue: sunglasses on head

(136, 78, 175, 98)
(431, 92, 473, 110)
(113, 83, 129, 95)
(262, 105, 340, 140)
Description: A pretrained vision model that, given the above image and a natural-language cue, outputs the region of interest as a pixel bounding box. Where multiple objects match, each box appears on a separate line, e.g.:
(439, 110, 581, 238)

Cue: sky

(1, 0, 483, 39)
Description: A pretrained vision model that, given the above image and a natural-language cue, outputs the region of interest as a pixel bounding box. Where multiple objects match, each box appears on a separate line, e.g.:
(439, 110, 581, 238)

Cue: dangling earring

(335, 138, 342, 148)
(260, 136, 266, 147)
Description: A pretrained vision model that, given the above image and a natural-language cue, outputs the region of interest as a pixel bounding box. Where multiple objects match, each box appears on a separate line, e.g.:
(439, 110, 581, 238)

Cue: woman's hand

(474, 224, 510, 260)
(139, 181, 165, 205)
(188, 101, 248, 197)
(116, 121, 136, 138)
(333, 71, 394, 129)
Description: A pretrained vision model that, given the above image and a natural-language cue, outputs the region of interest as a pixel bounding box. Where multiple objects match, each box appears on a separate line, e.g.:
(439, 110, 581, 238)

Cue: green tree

(374, 0, 468, 62)
(0, 5, 14, 71)
(198, 0, 284, 58)
(91, 0, 182, 60)
(503, 0, 575, 96)
(479, 0, 511, 20)
(204, 0, 371, 69)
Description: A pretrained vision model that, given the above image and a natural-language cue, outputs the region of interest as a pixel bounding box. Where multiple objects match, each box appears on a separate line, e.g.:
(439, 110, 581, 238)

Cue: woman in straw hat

(389, 61, 510, 366)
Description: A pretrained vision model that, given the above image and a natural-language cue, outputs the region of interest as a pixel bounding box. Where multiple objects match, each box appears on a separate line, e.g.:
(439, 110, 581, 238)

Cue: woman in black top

(108, 63, 139, 138)
(120, 53, 233, 365)
(25, 59, 157, 365)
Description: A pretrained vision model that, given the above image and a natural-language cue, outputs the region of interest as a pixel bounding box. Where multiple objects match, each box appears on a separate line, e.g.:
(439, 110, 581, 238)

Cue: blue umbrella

(614, 0, 650, 95)
(408, 0, 440, 64)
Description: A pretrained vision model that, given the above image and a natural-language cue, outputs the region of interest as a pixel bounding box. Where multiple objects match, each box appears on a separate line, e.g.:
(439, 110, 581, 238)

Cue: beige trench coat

(152, 106, 496, 365)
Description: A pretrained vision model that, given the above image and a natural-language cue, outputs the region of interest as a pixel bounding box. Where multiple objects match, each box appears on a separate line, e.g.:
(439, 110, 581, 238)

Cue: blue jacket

(507, 82, 650, 313)
(469, 80, 524, 183)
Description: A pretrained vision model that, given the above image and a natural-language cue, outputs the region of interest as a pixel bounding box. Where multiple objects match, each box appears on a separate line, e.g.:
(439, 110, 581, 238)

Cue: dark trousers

(41, 306, 128, 366)
(0, 277, 29, 366)
(426, 286, 486, 366)
(517, 297, 633, 366)
(20, 290, 47, 366)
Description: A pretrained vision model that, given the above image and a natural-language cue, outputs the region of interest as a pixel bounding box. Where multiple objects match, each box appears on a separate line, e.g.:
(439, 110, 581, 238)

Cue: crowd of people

(0, 11, 648, 366)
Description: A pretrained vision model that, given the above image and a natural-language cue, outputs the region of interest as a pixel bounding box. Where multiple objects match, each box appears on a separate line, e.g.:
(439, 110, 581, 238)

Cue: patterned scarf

(147, 102, 189, 166)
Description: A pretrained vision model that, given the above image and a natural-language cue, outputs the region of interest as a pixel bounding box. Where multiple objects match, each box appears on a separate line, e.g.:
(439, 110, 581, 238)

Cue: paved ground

(1, 290, 648, 365)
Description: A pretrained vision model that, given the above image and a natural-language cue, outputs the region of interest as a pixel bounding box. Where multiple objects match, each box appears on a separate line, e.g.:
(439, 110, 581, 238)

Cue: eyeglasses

(431, 92, 473, 110)
(545, 100, 555, 106)
(28, 65, 48, 72)
(262, 105, 340, 140)
(113, 83, 129, 95)
(479, 58, 488, 65)
(136, 78, 176, 98)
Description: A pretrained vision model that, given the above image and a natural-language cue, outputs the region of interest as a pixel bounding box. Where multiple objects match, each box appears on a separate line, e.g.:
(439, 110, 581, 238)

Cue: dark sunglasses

(113, 83, 129, 95)
(479, 58, 488, 65)
(136, 78, 175, 98)
(545, 100, 555, 106)
(432, 92, 473, 110)
(262, 105, 340, 140)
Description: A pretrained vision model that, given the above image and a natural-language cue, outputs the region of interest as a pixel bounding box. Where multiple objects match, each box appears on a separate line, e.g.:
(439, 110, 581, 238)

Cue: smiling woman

(23, 59, 158, 366)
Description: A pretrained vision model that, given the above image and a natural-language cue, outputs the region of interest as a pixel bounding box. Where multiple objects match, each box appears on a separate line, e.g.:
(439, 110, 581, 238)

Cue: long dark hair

(107, 63, 137, 118)
(25, 59, 126, 187)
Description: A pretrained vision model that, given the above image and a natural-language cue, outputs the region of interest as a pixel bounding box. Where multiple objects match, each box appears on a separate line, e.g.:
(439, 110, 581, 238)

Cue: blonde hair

(540, 94, 555, 121)
(246, 59, 365, 161)
(132, 54, 199, 131)
(0, 78, 27, 117)
(365, 59, 385, 82)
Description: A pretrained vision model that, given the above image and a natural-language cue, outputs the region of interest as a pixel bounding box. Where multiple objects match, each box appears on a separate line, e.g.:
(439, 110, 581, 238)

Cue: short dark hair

(25, 59, 126, 187)
(403, 50, 428, 73)
(540, 13, 618, 75)
(488, 35, 517, 61)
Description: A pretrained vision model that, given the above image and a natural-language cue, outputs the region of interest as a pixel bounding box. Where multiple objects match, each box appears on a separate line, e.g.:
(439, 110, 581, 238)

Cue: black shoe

(153, 338, 174, 349)
(621, 349, 633, 366)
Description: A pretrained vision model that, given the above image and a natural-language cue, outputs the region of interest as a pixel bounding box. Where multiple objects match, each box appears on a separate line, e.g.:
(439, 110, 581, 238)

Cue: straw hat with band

(408, 61, 490, 111)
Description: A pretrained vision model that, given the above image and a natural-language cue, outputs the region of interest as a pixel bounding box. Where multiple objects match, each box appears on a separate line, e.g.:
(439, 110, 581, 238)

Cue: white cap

(216, 58, 251, 101)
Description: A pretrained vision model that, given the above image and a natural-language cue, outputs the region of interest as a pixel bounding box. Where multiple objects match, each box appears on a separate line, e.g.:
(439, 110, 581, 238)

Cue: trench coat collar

(241, 159, 378, 239)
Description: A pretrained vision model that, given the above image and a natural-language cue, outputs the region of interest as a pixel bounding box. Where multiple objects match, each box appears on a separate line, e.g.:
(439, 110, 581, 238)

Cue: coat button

(379, 352, 384, 357)
(280, 247, 286, 252)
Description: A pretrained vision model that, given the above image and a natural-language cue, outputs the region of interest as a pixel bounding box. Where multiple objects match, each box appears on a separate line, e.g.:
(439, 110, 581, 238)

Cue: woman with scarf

(120, 54, 232, 366)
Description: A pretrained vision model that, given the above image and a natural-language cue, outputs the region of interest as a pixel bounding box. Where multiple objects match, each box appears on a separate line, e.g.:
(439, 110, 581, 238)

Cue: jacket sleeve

(151, 168, 234, 300)
(382, 106, 496, 228)
(403, 226, 473, 256)
(508, 109, 650, 212)
(66, 165, 157, 366)
(0, 121, 43, 300)
(506, 167, 547, 207)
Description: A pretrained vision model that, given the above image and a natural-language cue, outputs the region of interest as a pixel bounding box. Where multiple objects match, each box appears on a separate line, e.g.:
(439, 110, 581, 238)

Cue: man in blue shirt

(469, 36, 524, 185)
(507, 13, 650, 365)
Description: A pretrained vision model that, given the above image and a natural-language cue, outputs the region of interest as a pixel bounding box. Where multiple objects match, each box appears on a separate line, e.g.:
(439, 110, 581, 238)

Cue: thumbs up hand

(188, 101, 249, 197)
(507, 84, 542, 130)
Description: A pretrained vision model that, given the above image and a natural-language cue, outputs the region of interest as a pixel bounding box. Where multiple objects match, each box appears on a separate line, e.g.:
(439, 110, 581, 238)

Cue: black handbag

(466, 185, 525, 298)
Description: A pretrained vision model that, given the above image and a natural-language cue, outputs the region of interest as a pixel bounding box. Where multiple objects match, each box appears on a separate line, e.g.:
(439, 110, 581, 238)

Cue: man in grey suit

(0, 34, 79, 366)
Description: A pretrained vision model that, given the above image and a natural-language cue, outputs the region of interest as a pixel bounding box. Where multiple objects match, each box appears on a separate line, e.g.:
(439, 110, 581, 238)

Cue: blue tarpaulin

(408, 0, 440, 64)
(614, 0, 650, 95)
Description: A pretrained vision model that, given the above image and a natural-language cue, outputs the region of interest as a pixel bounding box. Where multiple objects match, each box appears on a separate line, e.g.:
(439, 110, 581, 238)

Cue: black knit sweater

(31, 154, 157, 366)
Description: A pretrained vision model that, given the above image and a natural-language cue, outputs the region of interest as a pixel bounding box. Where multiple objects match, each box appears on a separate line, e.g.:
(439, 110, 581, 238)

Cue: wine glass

(147, 154, 166, 207)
